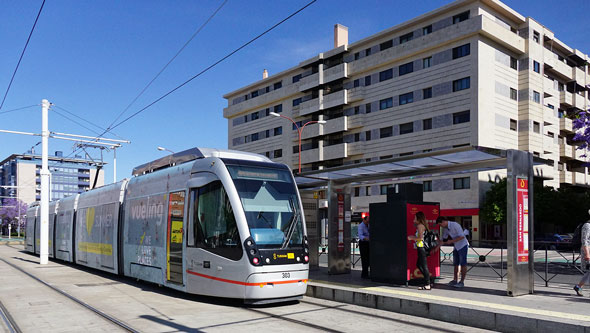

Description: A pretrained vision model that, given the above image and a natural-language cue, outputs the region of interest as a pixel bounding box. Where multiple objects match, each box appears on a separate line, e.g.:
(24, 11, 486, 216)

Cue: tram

(25, 147, 309, 303)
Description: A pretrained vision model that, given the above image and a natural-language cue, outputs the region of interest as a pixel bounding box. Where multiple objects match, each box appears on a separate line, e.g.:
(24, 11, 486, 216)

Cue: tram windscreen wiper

(257, 211, 273, 228)
(281, 197, 299, 249)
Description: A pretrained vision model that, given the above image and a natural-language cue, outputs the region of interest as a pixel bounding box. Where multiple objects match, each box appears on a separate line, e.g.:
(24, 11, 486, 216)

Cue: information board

(516, 177, 529, 264)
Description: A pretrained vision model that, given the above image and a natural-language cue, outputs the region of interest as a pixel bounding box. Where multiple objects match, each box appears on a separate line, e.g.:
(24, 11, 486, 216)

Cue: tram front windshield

(227, 165, 303, 249)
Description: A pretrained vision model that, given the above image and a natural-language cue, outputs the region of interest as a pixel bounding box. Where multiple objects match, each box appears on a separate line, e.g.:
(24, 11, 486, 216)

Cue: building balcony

(347, 86, 365, 103)
(301, 116, 347, 140)
(575, 147, 589, 161)
(559, 117, 573, 133)
(323, 63, 347, 84)
(573, 66, 586, 85)
(543, 135, 555, 151)
(323, 89, 348, 110)
(300, 146, 322, 164)
(544, 54, 573, 80)
(324, 143, 348, 161)
(559, 143, 574, 159)
(299, 97, 321, 116)
(573, 172, 587, 186)
(573, 93, 586, 109)
(543, 77, 557, 97)
(560, 91, 573, 107)
(223, 84, 298, 118)
(559, 170, 573, 184)
(299, 72, 321, 92)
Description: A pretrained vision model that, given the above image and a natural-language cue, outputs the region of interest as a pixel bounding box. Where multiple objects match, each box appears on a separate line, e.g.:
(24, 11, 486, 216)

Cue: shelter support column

(327, 181, 351, 274)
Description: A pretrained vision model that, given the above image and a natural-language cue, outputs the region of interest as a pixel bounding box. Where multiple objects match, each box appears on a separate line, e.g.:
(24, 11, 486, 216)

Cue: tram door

(167, 191, 186, 284)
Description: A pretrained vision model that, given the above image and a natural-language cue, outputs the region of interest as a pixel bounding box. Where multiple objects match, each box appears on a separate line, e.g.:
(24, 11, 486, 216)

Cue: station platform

(308, 263, 590, 332)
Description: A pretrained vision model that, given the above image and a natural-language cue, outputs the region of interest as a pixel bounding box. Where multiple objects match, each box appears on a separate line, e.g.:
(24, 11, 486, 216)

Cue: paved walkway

(308, 263, 590, 332)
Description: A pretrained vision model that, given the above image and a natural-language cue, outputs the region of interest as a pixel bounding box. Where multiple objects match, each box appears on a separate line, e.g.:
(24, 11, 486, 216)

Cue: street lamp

(270, 112, 326, 174)
(157, 147, 175, 154)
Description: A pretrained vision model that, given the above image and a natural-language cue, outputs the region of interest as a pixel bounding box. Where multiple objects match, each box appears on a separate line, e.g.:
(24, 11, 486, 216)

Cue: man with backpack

(436, 216, 470, 288)
(573, 211, 590, 296)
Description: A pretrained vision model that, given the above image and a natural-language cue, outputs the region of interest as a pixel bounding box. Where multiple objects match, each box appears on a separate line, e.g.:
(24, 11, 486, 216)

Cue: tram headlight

(304, 247, 308, 253)
(304, 255, 309, 263)
(265, 258, 270, 264)
(246, 240, 253, 247)
(249, 249, 256, 255)
(252, 257, 259, 265)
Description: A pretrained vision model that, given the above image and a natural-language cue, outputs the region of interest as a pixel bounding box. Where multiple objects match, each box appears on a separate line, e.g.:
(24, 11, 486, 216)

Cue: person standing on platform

(407, 211, 431, 290)
(358, 216, 370, 279)
(436, 216, 470, 288)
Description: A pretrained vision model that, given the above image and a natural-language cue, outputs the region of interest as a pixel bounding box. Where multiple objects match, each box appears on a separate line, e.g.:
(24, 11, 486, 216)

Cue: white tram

(25, 148, 309, 303)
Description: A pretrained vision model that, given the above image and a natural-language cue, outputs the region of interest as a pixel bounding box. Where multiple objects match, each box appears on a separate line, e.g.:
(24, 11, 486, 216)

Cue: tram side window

(190, 181, 242, 261)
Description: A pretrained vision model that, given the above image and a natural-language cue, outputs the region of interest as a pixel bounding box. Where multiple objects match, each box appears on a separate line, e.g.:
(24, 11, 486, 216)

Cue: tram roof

(294, 146, 551, 188)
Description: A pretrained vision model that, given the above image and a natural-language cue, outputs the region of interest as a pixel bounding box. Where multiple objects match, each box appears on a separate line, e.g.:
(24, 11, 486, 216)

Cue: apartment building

(0, 152, 105, 204)
(223, 0, 589, 240)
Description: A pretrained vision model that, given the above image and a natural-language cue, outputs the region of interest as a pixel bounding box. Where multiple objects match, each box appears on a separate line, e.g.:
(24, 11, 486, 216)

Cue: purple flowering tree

(0, 198, 28, 235)
(573, 109, 590, 160)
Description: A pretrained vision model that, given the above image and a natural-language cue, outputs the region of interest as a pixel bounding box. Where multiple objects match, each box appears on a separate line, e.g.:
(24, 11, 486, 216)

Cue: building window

(273, 149, 282, 158)
(251, 133, 259, 142)
(354, 187, 360, 197)
(251, 112, 259, 121)
(533, 121, 540, 133)
(274, 127, 282, 136)
(423, 56, 432, 68)
(510, 57, 517, 70)
(274, 104, 282, 113)
(365, 130, 372, 141)
(453, 77, 470, 92)
(453, 11, 469, 24)
(423, 25, 432, 35)
(452, 44, 470, 59)
(533, 91, 540, 103)
(510, 88, 517, 101)
(354, 133, 360, 142)
(453, 177, 470, 189)
(365, 186, 371, 196)
(365, 103, 372, 114)
(354, 52, 360, 61)
(400, 122, 413, 135)
(533, 30, 540, 43)
(547, 104, 554, 110)
(400, 152, 413, 157)
(423, 118, 432, 130)
(380, 97, 393, 110)
(423, 180, 432, 192)
(453, 111, 470, 124)
(354, 106, 360, 115)
(365, 75, 371, 86)
(399, 32, 413, 44)
(251, 90, 258, 98)
(353, 79, 360, 88)
(292, 98, 302, 106)
(399, 92, 414, 105)
(380, 126, 393, 138)
(533, 61, 540, 73)
(380, 40, 393, 51)
(379, 69, 393, 82)
(423, 87, 432, 99)
(273, 81, 282, 90)
(365, 48, 372, 57)
(399, 62, 414, 76)
(380, 184, 390, 195)
(510, 119, 517, 131)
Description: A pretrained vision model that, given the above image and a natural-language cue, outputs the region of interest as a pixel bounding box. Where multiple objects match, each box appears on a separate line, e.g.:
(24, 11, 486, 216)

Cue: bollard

(8, 224, 11, 240)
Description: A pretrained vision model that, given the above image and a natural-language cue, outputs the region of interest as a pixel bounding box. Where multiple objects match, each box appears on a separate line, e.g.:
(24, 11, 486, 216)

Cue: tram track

(0, 257, 139, 333)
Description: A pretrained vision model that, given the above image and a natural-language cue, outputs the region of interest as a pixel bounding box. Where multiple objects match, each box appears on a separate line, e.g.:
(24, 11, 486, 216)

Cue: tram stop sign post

(327, 181, 351, 275)
(506, 149, 534, 296)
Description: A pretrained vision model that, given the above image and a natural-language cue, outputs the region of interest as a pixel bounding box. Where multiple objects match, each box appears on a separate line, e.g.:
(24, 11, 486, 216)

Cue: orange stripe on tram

(186, 270, 307, 287)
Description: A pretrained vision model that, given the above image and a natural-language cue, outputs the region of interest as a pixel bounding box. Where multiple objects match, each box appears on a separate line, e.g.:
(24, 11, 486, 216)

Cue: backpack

(422, 230, 439, 255)
(572, 222, 589, 249)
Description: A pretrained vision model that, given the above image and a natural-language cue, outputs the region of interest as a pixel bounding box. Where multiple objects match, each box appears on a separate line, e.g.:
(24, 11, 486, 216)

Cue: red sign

(517, 177, 529, 264)
(406, 204, 440, 281)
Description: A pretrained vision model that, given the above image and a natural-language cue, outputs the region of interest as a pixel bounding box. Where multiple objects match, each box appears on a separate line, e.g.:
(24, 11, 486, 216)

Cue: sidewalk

(307, 265, 590, 332)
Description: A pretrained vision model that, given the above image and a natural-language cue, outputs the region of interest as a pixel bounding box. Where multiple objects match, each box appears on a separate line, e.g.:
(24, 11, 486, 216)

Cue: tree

(0, 198, 28, 232)
(573, 109, 590, 159)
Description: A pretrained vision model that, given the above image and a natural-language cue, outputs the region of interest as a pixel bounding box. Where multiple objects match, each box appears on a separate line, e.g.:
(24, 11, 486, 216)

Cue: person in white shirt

(358, 216, 370, 278)
(436, 216, 470, 288)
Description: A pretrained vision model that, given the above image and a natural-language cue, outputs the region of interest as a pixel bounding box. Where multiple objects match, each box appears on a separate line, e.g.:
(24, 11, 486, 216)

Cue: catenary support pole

(40, 99, 50, 265)
(113, 147, 117, 183)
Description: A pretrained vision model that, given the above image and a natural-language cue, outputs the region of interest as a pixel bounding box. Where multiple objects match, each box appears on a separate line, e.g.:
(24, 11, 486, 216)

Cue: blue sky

(1, 0, 588, 183)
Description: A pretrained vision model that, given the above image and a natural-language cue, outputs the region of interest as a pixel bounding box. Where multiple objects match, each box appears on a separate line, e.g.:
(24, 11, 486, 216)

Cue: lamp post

(270, 112, 326, 174)
(157, 146, 175, 154)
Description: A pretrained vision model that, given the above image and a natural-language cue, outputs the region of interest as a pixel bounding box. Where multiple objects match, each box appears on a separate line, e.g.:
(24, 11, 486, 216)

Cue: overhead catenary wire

(109, 0, 317, 132)
(0, 104, 38, 115)
(105, 0, 228, 131)
(51, 106, 127, 141)
(0, 0, 46, 110)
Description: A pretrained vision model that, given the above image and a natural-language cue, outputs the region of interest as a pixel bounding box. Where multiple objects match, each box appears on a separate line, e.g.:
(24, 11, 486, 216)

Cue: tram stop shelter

(295, 146, 550, 297)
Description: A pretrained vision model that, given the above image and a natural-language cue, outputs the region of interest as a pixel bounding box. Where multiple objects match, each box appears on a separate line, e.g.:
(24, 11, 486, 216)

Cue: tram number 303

(282, 272, 291, 279)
